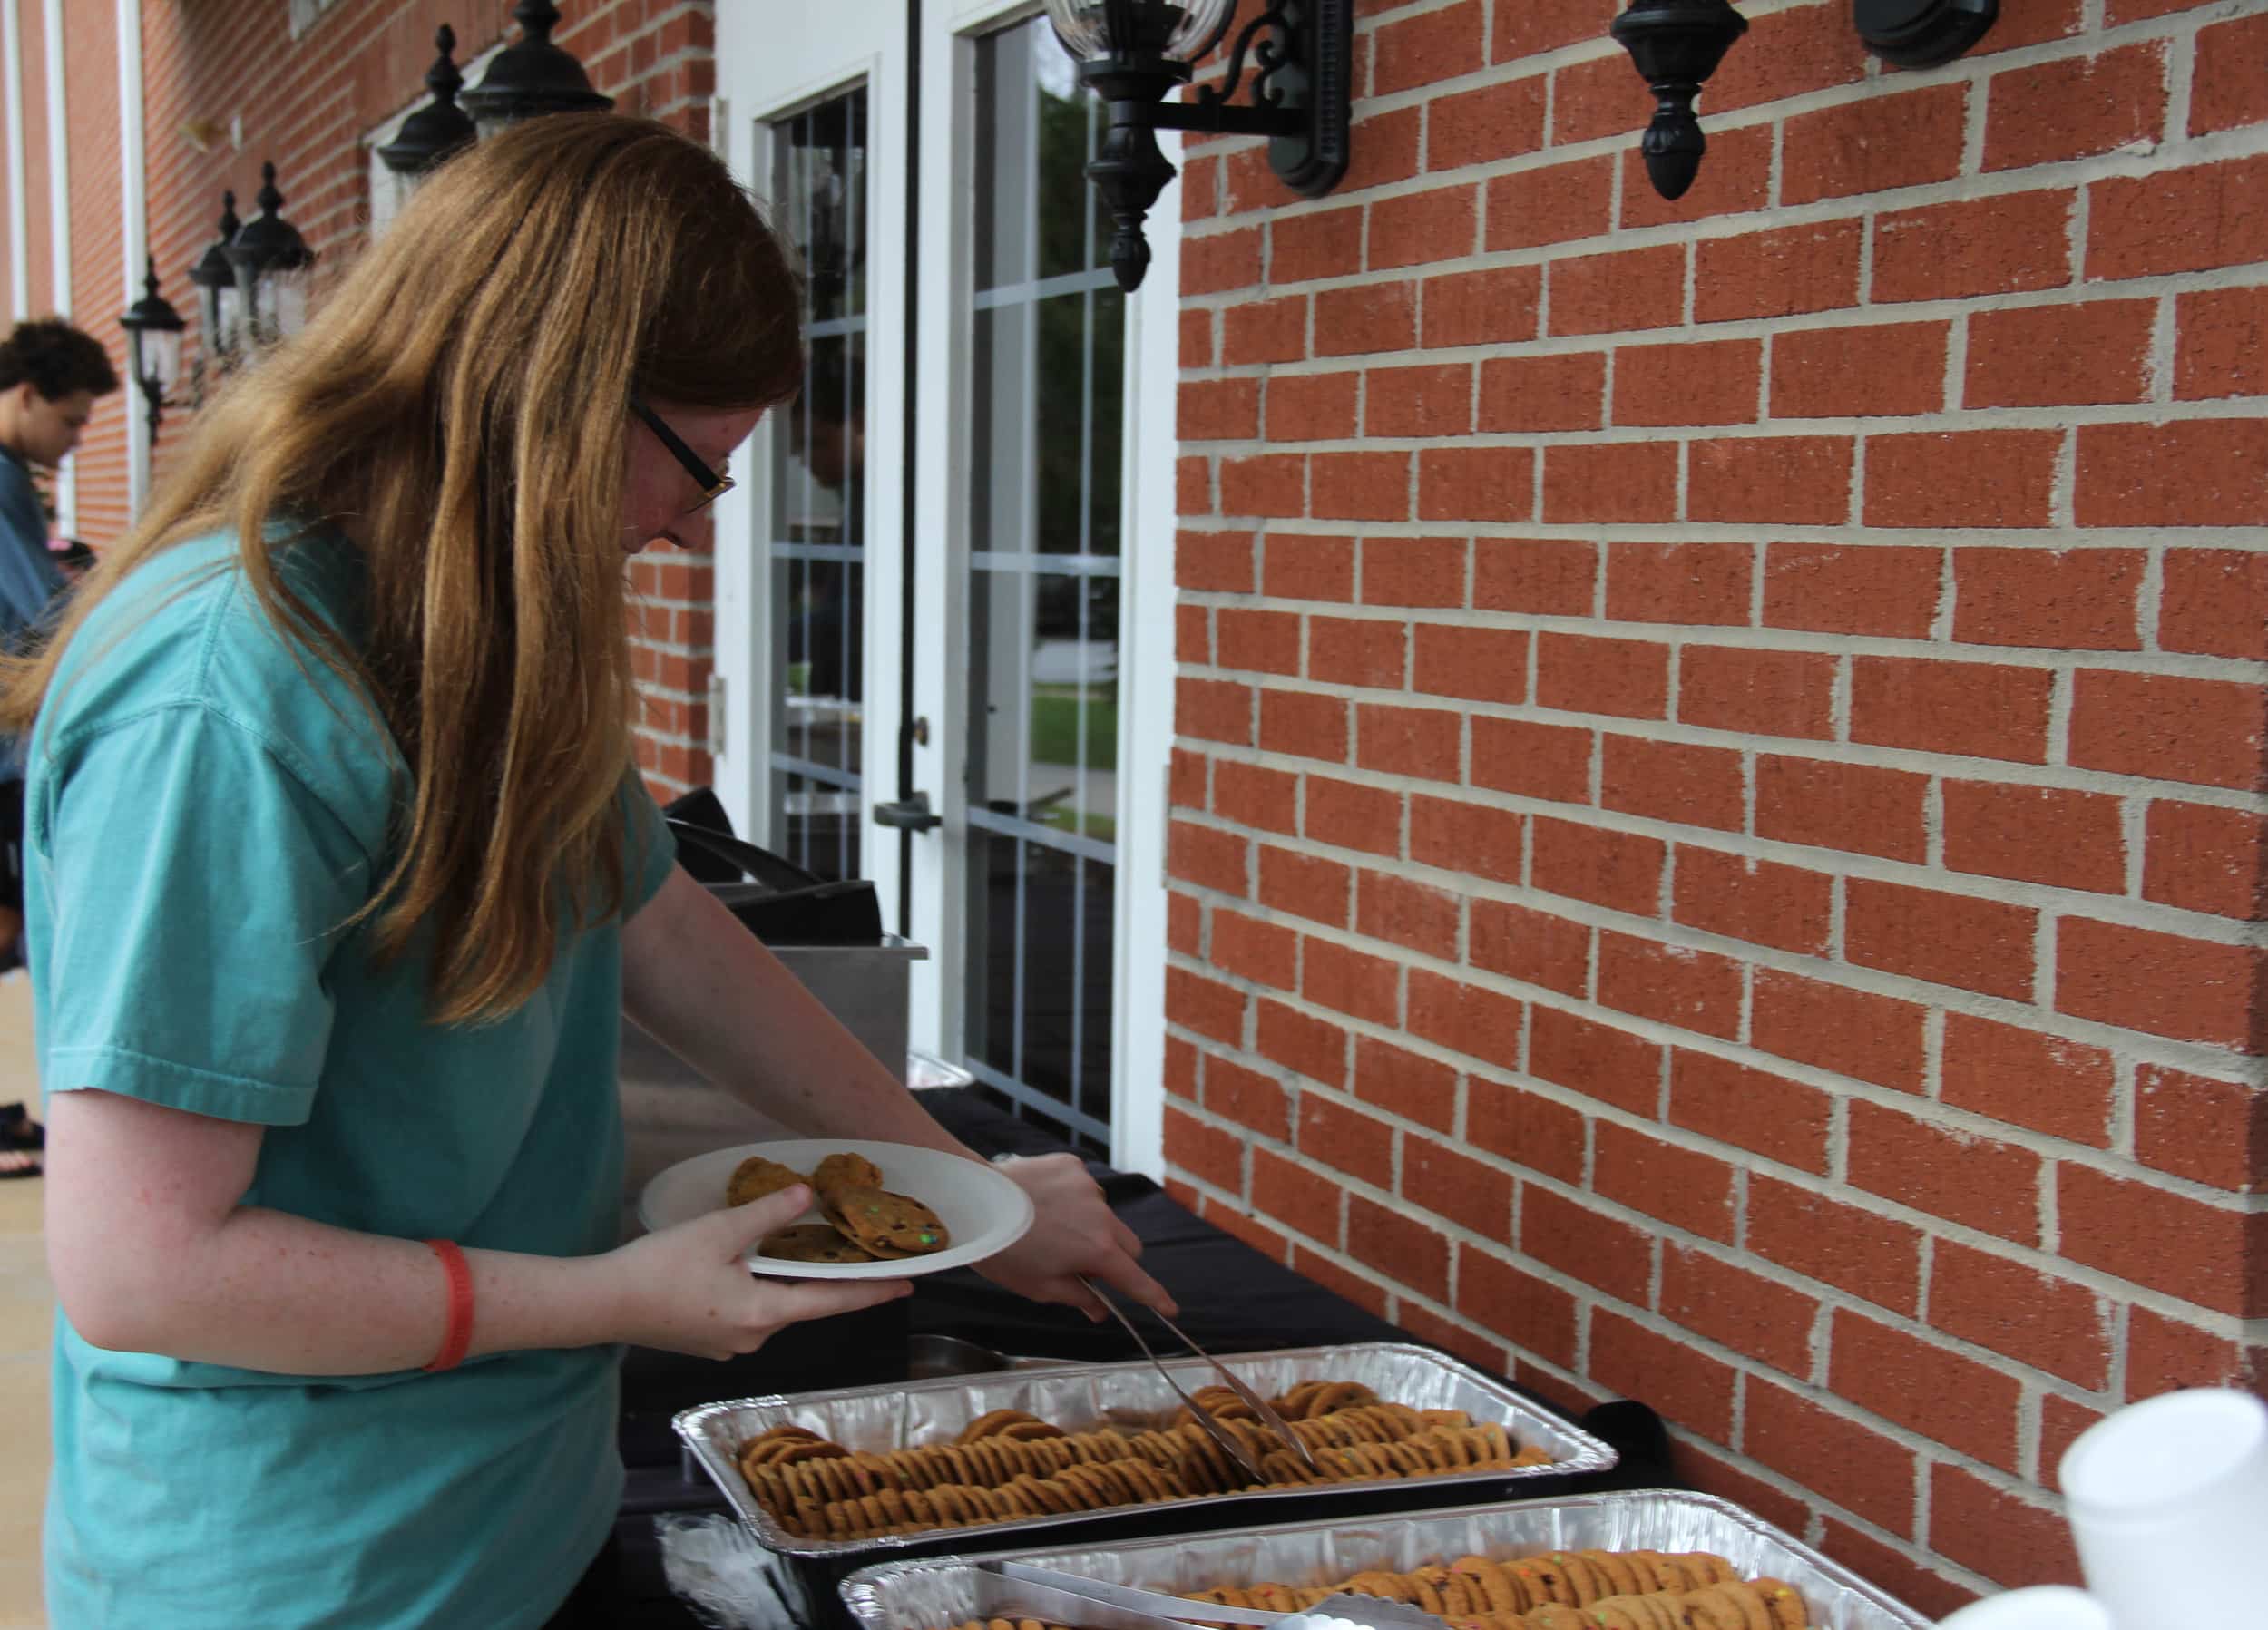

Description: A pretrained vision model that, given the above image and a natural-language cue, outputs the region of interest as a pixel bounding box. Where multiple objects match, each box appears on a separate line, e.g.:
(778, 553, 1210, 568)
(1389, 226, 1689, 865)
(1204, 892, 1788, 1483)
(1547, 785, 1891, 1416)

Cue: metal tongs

(1076, 1274, 1325, 1484)
(974, 1562, 1451, 1630)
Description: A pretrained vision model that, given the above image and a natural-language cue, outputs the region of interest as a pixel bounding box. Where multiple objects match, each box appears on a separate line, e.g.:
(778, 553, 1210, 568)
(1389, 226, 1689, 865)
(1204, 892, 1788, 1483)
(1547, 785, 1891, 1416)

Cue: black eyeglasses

(630, 395, 734, 514)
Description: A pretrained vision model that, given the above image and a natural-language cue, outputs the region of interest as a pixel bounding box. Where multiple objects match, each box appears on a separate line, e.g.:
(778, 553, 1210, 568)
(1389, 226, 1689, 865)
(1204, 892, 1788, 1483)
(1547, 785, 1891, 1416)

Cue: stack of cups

(1937, 1586, 2111, 1628)
(2056, 1387, 2268, 1627)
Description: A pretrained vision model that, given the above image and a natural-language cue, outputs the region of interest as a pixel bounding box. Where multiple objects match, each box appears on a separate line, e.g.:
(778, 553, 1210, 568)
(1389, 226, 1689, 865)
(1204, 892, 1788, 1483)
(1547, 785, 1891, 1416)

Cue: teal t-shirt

(24, 531, 677, 1629)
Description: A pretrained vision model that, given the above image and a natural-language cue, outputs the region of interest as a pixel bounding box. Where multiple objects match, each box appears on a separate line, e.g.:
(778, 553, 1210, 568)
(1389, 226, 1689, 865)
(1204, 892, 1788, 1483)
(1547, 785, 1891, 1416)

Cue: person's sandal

(0, 1103, 42, 1152)
(0, 1147, 37, 1179)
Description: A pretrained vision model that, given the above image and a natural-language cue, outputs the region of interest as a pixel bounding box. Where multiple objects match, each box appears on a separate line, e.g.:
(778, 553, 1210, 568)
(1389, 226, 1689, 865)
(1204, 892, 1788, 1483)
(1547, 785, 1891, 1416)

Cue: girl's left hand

(977, 1152, 1178, 1320)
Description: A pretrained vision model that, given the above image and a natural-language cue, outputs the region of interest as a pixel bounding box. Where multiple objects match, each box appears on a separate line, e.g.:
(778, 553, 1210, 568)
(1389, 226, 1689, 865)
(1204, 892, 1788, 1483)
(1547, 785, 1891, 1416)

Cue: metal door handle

(874, 793, 943, 832)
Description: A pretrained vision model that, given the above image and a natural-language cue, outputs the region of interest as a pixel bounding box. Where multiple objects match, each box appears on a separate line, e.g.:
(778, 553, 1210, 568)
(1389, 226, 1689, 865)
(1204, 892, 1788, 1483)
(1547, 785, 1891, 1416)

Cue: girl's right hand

(601, 1186, 911, 1360)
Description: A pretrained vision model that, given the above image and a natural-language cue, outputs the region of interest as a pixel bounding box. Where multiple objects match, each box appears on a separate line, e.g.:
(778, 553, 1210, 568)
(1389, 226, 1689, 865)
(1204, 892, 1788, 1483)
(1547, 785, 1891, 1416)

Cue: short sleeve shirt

(0, 444, 64, 653)
(26, 531, 677, 1629)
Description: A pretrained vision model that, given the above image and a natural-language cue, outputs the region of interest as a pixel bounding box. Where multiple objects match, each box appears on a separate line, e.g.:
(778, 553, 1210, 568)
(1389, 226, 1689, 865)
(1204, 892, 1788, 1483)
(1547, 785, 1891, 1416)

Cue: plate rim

(635, 1137, 1037, 1281)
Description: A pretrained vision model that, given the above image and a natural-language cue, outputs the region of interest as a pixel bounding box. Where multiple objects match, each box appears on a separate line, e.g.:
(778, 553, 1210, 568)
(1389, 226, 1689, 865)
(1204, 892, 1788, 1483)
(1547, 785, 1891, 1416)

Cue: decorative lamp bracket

(1058, 0, 1352, 290)
(1138, 0, 1345, 171)
(1609, 0, 1749, 202)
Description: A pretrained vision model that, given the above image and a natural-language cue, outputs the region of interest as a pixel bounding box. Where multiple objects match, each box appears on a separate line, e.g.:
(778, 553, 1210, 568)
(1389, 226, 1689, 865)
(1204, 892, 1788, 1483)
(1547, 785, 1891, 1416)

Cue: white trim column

(907, 2, 1180, 1173)
(1111, 162, 1181, 1184)
(4, 0, 27, 321)
(43, 0, 70, 532)
(906, 9, 965, 1094)
(115, 0, 146, 516)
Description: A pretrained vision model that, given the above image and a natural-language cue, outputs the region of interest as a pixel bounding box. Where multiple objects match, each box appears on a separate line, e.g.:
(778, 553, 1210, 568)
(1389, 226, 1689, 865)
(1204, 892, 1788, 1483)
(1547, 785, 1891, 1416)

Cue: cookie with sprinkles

(822, 1183, 953, 1255)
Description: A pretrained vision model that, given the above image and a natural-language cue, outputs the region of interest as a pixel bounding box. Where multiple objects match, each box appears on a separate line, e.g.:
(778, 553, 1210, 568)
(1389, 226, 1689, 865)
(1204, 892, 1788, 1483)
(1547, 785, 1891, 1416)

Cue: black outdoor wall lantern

(186, 190, 240, 389)
(117, 255, 185, 440)
(224, 162, 318, 349)
(1609, 0, 1998, 201)
(376, 24, 478, 178)
(1043, 0, 1353, 292)
(460, 1, 613, 141)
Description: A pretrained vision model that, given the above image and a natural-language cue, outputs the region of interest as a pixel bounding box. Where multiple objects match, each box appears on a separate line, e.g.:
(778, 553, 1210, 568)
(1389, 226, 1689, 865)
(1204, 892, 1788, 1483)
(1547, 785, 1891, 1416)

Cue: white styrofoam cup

(1937, 1586, 2114, 1628)
(2057, 1387, 2268, 1629)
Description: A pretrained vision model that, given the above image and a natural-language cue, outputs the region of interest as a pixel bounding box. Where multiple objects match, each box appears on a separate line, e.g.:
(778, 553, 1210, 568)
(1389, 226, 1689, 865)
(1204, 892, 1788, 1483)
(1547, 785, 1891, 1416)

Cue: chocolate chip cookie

(726, 1155, 808, 1208)
(758, 1224, 879, 1264)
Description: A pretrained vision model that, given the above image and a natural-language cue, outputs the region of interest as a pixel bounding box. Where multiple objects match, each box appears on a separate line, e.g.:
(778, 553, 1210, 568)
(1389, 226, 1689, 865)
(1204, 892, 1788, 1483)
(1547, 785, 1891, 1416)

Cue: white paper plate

(635, 1139, 1036, 1280)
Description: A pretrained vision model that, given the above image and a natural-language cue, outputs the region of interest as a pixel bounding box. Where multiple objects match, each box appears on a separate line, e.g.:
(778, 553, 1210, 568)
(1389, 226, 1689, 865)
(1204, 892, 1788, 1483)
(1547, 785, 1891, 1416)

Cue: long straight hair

(0, 115, 803, 1024)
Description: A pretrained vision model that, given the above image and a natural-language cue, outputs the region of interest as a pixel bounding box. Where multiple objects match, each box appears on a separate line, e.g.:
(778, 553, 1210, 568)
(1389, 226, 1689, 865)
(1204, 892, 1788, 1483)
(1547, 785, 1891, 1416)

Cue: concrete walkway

(0, 971, 46, 1626)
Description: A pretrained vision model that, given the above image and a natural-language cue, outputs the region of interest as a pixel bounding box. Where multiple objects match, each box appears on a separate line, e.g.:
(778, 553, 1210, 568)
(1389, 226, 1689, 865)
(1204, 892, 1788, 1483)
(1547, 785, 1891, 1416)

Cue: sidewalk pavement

(0, 971, 47, 1626)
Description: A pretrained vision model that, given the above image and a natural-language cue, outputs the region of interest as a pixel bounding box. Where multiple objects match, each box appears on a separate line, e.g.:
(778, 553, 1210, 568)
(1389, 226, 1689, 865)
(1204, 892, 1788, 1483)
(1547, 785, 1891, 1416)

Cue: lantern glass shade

(271, 277, 309, 340)
(223, 161, 318, 348)
(119, 251, 188, 405)
(187, 190, 243, 361)
(1042, 0, 1236, 63)
(140, 328, 183, 394)
(229, 260, 260, 346)
(196, 282, 242, 355)
(230, 259, 312, 347)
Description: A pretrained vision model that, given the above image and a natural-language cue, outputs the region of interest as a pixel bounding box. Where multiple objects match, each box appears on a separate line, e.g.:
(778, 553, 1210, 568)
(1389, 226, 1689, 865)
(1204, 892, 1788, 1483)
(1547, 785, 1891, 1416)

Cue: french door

(711, 3, 910, 913)
(714, 0, 1178, 1176)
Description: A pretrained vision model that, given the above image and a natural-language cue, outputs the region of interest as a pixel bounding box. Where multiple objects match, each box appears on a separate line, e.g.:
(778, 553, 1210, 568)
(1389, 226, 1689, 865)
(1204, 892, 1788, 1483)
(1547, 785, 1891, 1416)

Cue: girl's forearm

(69, 1205, 623, 1376)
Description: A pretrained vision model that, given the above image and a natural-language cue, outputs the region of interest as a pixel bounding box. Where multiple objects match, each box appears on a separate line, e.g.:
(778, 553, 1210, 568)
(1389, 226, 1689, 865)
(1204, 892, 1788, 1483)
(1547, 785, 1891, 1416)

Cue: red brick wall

(16, 0, 49, 316)
(1166, 0, 2268, 1611)
(130, 0, 719, 795)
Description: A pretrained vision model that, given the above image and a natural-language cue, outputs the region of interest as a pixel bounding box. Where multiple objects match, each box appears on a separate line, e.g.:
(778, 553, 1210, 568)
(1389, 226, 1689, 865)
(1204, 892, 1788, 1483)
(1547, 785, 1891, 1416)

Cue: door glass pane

(963, 17, 1122, 1157)
(767, 88, 869, 882)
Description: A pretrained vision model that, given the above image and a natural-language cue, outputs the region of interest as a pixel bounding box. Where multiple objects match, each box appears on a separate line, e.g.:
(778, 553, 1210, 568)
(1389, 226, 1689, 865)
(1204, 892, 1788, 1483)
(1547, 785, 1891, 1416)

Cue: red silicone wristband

(421, 1239, 474, 1373)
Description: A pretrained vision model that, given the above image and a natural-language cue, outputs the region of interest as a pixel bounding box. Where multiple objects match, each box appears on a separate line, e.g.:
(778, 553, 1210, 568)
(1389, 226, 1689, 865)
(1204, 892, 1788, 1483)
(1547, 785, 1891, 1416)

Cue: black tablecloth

(572, 1090, 1675, 1627)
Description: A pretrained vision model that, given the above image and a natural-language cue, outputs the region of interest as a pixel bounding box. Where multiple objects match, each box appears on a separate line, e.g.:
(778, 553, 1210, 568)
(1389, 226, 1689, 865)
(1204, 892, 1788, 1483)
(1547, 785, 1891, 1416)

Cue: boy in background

(0, 319, 121, 981)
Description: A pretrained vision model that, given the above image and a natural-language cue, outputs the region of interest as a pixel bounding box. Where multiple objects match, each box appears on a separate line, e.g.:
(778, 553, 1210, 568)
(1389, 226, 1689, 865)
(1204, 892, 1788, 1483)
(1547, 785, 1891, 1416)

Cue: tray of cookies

(672, 1342, 1618, 1560)
(836, 1489, 1932, 1629)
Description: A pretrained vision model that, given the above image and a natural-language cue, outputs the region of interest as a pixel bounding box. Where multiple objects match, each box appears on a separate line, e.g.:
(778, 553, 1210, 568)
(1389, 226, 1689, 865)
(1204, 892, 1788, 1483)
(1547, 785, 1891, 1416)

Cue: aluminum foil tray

(673, 1342, 1618, 1561)
(838, 1490, 1932, 1630)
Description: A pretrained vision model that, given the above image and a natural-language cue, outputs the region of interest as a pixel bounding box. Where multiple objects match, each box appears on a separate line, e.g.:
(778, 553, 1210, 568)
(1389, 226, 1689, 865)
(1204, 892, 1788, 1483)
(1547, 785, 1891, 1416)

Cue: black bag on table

(660, 786, 883, 947)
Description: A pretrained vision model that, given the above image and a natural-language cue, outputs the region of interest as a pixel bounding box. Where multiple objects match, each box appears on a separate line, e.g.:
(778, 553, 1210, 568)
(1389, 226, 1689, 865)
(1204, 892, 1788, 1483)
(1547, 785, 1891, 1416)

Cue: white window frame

(116, 0, 145, 518)
(44, 0, 70, 533)
(913, 0, 1179, 1179)
(288, 0, 346, 41)
(3, 0, 26, 321)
